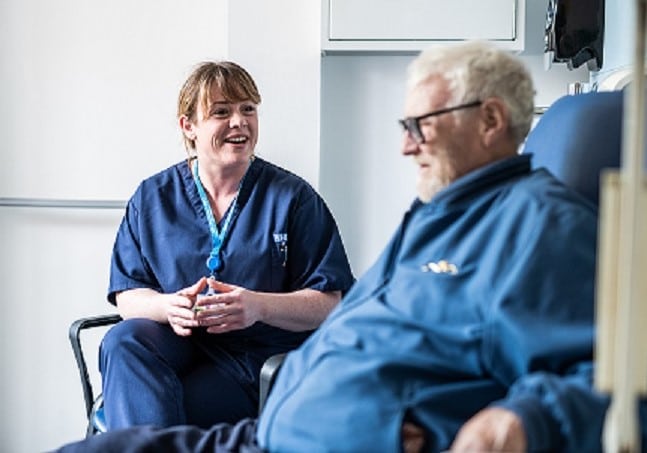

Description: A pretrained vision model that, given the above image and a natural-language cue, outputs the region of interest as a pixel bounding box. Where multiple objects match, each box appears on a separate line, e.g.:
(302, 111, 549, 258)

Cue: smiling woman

(178, 62, 261, 168)
(177, 62, 261, 221)
(97, 60, 355, 431)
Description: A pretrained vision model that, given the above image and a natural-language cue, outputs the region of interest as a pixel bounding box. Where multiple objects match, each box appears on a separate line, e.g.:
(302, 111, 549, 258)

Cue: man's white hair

(407, 41, 535, 145)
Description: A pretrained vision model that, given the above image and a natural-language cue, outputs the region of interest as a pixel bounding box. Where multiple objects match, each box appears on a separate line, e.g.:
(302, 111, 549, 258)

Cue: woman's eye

(242, 104, 257, 114)
(211, 108, 230, 117)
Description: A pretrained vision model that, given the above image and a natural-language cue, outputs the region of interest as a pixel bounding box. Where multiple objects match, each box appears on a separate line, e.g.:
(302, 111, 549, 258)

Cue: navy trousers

(100, 319, 265, 429)
(55, 418, 262, 453)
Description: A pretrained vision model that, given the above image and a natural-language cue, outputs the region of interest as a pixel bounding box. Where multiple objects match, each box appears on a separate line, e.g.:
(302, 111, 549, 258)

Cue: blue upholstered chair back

(522, 91, 624, 206)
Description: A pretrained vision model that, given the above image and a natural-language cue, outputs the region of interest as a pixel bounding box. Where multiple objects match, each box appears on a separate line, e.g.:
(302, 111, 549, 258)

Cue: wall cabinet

(322, 0, 525, 53)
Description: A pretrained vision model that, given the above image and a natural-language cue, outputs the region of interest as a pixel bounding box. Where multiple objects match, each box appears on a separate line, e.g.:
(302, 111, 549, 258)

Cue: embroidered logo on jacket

(421, 260, 458, 275)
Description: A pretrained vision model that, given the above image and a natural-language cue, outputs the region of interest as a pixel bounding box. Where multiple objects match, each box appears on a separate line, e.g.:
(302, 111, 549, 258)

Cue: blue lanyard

(192, 159, 247, 276)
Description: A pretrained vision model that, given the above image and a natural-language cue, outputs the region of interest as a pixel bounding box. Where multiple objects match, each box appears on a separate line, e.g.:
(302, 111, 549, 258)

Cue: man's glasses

(398, 100, 482, 144)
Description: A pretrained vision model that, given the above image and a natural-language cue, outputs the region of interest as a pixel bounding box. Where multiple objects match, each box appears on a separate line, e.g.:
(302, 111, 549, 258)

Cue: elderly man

(56, 41, 606, 452)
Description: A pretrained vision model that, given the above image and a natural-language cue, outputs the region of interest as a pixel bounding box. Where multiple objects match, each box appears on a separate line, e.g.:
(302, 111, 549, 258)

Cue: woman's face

(187, 85, 259, 166)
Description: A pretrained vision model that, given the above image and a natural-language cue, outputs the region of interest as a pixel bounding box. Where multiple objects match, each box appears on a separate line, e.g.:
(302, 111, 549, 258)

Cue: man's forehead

(404, 77, 451, 113)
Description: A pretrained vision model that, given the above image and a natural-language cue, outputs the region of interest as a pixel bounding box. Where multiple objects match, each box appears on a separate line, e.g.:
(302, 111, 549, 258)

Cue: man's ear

(179, 115, 196, 141)
(479, 98, 508, 148)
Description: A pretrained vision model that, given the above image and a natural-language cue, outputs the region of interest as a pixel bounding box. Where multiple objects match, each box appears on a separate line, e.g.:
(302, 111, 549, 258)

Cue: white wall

(0, 1, 230, 451)
(597, 0, 635, 79)
(227, 0, 322, 187)
(591, 0, 635, 89)
(0, 0, 230, 201)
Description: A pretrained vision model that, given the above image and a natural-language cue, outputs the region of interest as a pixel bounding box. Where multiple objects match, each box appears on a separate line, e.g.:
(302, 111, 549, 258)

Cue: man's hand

(402, 421, 426, 453)
(451, 407, 526, 452)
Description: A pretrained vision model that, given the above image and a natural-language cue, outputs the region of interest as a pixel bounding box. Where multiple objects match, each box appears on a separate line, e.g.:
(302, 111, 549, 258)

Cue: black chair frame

(69, 313, 285, 436)
(68, 314, 122, 437)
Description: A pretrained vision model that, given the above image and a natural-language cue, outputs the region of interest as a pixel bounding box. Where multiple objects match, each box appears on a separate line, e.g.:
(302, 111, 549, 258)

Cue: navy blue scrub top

(109, 157, 354, 347)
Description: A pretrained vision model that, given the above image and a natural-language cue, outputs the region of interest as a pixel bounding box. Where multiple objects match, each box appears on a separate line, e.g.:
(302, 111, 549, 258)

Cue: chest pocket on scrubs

(270, 233, 288, 286)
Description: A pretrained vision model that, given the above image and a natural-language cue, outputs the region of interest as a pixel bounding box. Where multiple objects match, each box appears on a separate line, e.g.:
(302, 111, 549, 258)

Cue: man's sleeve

(482, 203, 604, 451)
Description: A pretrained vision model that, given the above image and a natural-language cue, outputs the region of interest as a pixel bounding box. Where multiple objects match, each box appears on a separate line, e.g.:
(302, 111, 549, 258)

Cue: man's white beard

(417, 176, 448, 203)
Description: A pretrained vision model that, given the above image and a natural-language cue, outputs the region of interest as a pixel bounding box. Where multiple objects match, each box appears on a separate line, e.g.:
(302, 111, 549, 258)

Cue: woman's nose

(230, 113, 248, 128)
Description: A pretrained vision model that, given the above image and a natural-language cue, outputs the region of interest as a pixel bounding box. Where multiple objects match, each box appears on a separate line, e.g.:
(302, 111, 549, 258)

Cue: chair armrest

(68, 314, 122, 418)
(258, 353, 287, 414)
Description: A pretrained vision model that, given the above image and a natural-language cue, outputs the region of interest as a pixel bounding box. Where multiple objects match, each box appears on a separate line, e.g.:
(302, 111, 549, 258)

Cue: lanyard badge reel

(193, 158, 245, 302)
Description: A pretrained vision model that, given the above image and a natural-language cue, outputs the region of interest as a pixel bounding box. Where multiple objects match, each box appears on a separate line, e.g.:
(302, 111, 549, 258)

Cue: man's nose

(401, 133, 420, 156)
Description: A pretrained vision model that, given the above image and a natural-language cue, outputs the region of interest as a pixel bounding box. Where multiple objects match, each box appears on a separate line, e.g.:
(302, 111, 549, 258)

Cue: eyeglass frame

(398, 100, 483, 144)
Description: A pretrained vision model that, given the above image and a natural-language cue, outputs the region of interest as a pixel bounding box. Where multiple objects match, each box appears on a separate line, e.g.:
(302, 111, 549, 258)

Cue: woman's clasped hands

(169, 277, 261, 336)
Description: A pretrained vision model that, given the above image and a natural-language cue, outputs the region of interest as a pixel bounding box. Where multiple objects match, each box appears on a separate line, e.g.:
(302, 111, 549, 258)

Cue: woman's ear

(179, 115, 196, 140)
(479, 98, 508, 148)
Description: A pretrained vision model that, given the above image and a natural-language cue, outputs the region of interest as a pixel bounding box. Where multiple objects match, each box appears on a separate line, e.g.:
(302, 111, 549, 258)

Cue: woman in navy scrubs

(100, 61, 354, 430)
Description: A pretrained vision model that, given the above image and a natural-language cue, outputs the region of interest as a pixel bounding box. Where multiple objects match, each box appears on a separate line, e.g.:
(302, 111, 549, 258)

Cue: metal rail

(0, 197, 126, 209)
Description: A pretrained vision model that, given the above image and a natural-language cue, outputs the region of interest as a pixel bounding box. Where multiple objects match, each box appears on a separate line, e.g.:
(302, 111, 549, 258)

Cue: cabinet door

(323, 0, 524, 53)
